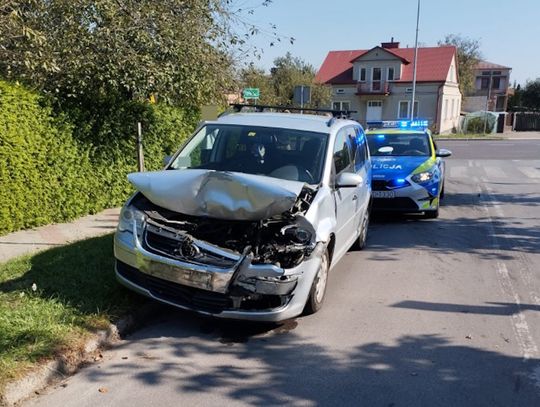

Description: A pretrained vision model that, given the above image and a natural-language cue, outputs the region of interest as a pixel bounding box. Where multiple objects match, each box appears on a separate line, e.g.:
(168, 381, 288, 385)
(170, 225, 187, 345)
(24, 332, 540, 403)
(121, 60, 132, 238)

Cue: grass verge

(0, 233, 138, 392)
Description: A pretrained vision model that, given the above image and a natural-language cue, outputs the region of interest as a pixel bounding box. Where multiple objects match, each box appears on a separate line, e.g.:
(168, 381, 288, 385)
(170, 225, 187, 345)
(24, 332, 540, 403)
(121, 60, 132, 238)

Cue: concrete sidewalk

(504, 130, 540, 139)
(0, 208, 120, 264)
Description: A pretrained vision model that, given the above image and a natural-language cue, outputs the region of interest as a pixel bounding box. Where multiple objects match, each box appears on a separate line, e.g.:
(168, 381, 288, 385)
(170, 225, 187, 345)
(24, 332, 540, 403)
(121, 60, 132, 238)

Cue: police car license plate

(373, 191, 395, 198)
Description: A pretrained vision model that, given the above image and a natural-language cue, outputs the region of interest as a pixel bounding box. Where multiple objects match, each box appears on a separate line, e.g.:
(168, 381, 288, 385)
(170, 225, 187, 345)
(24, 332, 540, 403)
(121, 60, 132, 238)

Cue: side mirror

(336, 172, 363, 188)
(163, 155, 172, 167)
(436, 148, 452, 158)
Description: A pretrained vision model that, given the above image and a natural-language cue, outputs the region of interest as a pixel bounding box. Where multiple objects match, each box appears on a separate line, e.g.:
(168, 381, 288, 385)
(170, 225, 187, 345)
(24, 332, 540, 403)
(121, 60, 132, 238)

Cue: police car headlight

(411, 170, 434, 183)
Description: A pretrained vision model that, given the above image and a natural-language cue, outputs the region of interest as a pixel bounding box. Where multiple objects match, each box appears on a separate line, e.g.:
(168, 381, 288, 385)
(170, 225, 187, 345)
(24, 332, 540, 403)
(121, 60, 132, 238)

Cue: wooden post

(137, 122, 144, 172)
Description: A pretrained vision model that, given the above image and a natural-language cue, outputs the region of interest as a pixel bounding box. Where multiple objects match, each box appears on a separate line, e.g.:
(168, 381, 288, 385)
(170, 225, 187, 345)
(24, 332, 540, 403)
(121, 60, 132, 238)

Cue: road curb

(0, 302, 160, 407)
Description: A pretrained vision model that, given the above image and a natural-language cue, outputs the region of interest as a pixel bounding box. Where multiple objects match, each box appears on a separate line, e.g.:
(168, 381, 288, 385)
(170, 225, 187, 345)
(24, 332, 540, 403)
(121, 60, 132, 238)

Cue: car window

(346, 127, 357, 161)
(170, 124, 328, 184)
(354, 127, 369, 170)
(333, 128, 352, 174)
(366, 132, 432, 156)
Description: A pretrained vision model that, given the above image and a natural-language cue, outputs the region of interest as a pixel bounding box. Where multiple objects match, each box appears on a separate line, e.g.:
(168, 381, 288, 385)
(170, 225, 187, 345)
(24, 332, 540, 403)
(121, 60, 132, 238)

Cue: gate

(514, 112, 540, 131)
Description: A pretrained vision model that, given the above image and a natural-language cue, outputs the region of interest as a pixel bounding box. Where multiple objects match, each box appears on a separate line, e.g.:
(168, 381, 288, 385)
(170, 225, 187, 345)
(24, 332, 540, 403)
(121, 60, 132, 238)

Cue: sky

(241, 0, 540, 86)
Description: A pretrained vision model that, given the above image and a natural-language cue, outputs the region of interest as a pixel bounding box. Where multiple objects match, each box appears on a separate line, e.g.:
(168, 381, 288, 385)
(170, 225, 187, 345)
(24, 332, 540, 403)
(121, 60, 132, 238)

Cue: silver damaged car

(114, 108, 372, 321)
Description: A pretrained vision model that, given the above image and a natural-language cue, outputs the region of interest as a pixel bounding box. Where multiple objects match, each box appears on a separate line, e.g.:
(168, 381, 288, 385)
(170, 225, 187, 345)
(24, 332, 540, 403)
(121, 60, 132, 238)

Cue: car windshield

(366, 132, 432, 157)
(169, 124, 328, 184)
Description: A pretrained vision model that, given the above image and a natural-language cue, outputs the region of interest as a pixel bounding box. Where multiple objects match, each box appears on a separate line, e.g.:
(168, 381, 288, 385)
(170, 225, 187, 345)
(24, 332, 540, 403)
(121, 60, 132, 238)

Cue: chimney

(381, 37, 400, 49)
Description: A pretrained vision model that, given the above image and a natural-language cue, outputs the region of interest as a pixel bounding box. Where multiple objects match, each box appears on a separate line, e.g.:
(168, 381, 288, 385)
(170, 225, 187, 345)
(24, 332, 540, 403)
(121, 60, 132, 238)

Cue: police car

(365, 120, 452, 218)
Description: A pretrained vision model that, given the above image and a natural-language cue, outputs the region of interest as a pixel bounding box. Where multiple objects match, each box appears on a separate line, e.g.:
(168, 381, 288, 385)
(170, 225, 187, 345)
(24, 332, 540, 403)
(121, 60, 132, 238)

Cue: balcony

(356, 81, 391, 95)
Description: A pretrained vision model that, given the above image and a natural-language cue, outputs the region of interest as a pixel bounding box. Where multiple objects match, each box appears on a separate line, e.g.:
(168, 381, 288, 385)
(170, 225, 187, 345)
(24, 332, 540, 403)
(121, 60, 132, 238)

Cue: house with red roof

(462, 60, 512, 113)
(315, 40, 461, 133)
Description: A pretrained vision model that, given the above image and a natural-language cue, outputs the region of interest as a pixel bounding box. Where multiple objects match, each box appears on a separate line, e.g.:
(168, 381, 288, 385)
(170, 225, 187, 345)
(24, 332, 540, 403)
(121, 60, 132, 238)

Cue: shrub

(0, 81, 197, 235)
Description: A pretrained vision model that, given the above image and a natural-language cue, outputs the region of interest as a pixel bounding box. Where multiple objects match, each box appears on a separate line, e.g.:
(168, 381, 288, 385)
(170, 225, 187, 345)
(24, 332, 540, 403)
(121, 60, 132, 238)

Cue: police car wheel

(304, 249, 330, 315)
(423, 207, 439, 219)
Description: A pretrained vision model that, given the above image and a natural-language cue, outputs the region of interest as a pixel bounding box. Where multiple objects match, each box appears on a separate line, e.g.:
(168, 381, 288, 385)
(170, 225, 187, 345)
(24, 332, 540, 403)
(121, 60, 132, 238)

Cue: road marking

(478, 178, 538, 357)
(478, 177, 540, 389)
(483, 166, 507, 179)
(518, 167, 540, 179)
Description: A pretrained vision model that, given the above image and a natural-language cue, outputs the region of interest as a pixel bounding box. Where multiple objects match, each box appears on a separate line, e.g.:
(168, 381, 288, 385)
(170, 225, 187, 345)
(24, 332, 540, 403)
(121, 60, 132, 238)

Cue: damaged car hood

(128, 169, 306, 221)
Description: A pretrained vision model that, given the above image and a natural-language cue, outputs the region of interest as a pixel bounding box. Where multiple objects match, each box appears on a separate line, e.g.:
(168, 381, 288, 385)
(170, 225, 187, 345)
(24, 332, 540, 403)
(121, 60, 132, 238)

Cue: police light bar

(367, 120, 429, 130)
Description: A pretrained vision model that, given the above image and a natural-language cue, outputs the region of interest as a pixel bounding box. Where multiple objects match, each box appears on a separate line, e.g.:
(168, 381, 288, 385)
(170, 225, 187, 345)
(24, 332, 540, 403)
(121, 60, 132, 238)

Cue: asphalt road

(26, 140, 540, 407)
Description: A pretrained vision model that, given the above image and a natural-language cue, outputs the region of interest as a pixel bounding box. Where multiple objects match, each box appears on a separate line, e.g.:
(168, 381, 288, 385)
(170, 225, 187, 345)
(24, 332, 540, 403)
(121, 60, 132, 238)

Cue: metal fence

(514, 112, 540, 131)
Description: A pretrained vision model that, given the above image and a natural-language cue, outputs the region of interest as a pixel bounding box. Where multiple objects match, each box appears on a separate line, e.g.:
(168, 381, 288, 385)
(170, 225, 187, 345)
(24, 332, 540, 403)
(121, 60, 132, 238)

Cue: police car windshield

(169, 124, 328, 184)
(366, 133, 431, 157)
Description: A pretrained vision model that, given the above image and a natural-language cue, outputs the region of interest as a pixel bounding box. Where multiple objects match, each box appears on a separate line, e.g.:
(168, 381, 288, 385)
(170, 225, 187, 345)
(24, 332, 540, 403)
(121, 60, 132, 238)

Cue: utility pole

(137, 122, 145, 172)
(483, 72, 493, 134)
(410, 0, 420, 121)
(300, 85, 304, 114)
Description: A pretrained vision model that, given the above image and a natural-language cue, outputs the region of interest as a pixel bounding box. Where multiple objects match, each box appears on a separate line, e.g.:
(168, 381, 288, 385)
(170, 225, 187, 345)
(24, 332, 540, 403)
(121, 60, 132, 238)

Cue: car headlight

(411, 169, 435, 183)
(281, 225, 313, 244)
(117, 205, 146, 236)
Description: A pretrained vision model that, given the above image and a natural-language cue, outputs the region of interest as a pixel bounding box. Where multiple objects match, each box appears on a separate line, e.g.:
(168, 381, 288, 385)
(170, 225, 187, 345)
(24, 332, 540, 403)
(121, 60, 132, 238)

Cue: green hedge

(0, 81, 197, 235)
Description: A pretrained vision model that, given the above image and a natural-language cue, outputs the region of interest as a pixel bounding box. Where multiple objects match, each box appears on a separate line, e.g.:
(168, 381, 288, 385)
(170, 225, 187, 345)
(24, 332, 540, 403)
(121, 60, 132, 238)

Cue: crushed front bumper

(114, 226, 323, 322)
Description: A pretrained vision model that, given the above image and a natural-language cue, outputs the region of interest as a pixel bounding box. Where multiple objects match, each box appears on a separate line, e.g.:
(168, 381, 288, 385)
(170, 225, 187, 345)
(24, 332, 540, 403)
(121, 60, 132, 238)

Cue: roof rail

(230, 104, 357, 119)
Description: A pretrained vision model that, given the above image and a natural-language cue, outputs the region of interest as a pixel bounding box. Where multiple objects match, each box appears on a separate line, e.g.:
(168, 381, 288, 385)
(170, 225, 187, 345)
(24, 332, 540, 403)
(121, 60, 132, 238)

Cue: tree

(521, 79, 540, 109)
(0, 0, 279, 107)
(240, 64, 278, 105)
(438, 34, 481, 95)
(240, 52, 331, 108)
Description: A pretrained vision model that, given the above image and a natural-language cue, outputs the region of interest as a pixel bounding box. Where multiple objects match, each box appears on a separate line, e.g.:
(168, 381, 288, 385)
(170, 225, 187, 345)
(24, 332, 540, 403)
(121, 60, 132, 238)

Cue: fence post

(137, 122, 145, 172)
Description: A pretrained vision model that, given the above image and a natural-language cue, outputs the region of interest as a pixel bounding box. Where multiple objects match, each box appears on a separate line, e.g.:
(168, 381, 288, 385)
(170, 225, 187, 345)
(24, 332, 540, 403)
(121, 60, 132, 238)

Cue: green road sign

(242, 88, 260, 99)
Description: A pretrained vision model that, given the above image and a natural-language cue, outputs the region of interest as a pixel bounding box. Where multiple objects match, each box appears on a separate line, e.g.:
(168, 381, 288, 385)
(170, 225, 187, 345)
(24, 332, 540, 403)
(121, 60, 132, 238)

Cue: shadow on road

(368, 186, 540, 259)
(80, 309, 540, 407)
(393, 300, 540, 316)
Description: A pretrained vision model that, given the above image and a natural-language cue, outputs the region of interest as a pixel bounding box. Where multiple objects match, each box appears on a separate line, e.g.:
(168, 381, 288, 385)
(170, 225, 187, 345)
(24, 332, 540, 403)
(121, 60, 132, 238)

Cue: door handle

(352, 195, 358, 201)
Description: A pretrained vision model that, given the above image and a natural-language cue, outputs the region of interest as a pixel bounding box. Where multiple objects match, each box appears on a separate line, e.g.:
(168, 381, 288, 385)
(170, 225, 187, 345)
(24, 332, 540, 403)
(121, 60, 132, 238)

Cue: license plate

(373, 190, 395, 198)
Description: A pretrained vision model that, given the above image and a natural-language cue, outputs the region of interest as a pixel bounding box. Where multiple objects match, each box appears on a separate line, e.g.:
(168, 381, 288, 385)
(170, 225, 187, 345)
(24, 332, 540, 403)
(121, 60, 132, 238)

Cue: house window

(333, 101, 350, 111)
(336, 89, 345, 94)
(492, 77, 501, 89)
(398, 100, 418, 119)
(360, 68, 366, 82)
(481, 71, 491, 76)
(388, 67, 395, 81)
(444, 100, 448, 120)
(493, 71, 501, 75)
(451, 99, 455, 118)
(481, 77, 490, 90)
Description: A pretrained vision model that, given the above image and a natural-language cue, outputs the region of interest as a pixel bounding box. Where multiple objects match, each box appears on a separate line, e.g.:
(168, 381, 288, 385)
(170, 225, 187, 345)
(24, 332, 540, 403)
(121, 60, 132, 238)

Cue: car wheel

(353, 206, 370, 250)
(440, 183, 445, 199)
(304, 249, 330, 315)
(423, 206, 439, 219)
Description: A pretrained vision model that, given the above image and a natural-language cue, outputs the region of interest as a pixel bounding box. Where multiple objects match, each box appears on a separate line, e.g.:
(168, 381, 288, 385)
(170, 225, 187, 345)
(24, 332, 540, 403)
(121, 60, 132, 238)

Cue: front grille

(373, 197, 419, 211)
(143, 223, 238, 268)
(372, 179, 411, 191)
(116, 260, 231, 313)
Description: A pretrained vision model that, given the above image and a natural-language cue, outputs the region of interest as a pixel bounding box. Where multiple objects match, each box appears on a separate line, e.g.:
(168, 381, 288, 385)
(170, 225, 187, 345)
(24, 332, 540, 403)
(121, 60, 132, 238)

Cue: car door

(350, 126, 370, 227)
(332, 127, 359, 261)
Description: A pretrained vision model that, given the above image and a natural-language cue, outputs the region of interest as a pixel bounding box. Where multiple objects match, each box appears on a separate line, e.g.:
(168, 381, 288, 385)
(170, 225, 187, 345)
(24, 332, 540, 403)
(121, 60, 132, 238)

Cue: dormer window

(360, 68, 366, 82)
(388, 67, 395, 81)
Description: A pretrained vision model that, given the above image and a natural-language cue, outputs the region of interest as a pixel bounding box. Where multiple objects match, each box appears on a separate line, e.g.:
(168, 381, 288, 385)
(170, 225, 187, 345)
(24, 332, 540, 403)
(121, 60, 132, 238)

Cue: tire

(303, 249, 330, 315)
(353, 206, 370, 250)
(440, 183, 445, 199)
(423, 206, 439, 219)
